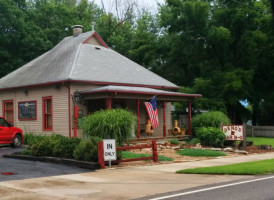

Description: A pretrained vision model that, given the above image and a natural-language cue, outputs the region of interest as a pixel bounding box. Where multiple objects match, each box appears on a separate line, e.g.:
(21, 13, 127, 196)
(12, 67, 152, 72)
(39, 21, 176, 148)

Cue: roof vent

(95, 47, 100, 50)
(72, 25, 83, 37)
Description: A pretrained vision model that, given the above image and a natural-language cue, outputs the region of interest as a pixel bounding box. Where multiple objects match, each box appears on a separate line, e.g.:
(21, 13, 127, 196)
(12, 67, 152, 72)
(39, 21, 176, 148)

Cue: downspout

(63, 83, 72, 138)
(188, 101, 192, 136)
(137, 99, 140, 138)
(163, 100, 166, 137)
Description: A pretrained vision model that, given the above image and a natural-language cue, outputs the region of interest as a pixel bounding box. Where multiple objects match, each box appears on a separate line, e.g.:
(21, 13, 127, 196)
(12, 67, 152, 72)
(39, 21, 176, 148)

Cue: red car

(0, 117, 23, 147)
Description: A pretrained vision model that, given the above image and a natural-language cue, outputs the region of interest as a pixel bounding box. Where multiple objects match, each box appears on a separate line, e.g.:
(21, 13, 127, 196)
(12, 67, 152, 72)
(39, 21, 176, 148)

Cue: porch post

(163, 100, 166, 137)
(137, 99, 140, 138)
(73, 105, 79, 138)
(188, 101, 192, 136)
(106, 97, 111, 110)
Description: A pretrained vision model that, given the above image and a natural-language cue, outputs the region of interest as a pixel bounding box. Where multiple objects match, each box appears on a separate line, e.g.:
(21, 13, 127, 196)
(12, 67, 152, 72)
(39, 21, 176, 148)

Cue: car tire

(12, 134, 22, 147)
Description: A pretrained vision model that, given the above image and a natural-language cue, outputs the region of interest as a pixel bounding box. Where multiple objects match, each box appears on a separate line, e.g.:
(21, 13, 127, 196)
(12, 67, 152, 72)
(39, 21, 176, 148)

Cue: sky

(92, 0, 165, 14)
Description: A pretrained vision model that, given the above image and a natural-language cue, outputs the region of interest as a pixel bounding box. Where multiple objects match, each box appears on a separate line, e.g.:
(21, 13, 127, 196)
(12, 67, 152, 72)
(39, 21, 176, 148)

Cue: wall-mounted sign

(18, 101, 36, 120)
(222, 125, 243, 141)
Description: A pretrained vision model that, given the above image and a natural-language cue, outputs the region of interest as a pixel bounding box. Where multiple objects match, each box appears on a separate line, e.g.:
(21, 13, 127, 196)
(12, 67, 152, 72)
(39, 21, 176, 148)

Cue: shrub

(24, 133, 48, 147)
(196, 127, 226, 147)
(30, 134, 70, 157)
(73, 136, 102, 161)
(53, 137, 81, 158)
(81, 109, 136, 145)
(169, 138, 180, 145)
(31, 139, 53, 156)
(185, 137, 201, 145)
(192, 111, 231, 135)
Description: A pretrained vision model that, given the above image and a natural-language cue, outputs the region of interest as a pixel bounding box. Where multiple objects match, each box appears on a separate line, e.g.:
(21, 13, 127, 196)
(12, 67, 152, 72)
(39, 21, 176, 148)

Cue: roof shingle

(0, 31, 178, 89)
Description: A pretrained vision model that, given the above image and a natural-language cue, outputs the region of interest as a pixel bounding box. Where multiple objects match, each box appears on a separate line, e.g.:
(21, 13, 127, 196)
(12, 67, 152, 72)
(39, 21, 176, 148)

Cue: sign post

(103, 139, 117, 168)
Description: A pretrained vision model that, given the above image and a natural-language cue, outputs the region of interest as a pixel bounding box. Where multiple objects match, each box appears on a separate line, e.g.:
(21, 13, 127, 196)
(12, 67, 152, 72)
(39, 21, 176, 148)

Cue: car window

(0, 118, 9, 127)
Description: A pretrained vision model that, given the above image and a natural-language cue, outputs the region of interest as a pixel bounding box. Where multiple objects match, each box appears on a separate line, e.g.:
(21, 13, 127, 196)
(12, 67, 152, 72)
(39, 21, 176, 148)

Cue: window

(43, 97, 52, 131)
(18, 101, 37, 120)
(3, 100, 14, 123)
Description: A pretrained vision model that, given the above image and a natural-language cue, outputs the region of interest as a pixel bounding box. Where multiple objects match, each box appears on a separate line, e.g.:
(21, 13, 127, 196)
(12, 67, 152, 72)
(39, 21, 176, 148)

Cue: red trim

(0, 79, 180, 91)
(66, 85, 72, 138)
(0, 80, 69, 91)
(80, 89, 202, 98)
(137, 99, 140, 139)
(18, 101, 37, 121)
(70, 80, 179, 90)
(82, 32, 109, 48)
(106, 98, 112, 110)
(2, 100, 14, 123)
(42, 96, 53, 131)
(63, 84, 72, 138)
(74, 105, 78, 138)
(188, 101, 192, 136)
(163, 100, 166, 137)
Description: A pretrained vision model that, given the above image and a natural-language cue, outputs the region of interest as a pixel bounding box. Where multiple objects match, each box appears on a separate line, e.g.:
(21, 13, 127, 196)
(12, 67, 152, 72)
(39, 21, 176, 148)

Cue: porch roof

(79, 85, 202, 101)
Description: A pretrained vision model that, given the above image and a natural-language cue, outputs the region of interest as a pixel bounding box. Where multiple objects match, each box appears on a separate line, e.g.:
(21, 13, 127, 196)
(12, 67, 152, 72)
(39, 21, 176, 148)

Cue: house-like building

(0, 25, 201, 138)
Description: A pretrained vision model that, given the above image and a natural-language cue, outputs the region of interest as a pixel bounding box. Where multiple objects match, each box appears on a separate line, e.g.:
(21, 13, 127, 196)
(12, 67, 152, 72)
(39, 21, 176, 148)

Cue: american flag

(144, 96, 159, 129)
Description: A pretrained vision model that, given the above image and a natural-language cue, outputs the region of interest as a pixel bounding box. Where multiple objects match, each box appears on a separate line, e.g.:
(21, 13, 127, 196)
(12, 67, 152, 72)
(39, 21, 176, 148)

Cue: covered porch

(77, 85, 202, 138)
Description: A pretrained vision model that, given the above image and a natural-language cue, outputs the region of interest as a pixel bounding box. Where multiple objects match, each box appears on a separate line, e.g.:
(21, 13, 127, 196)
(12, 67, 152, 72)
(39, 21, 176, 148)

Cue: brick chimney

(72, 25, 83, 37)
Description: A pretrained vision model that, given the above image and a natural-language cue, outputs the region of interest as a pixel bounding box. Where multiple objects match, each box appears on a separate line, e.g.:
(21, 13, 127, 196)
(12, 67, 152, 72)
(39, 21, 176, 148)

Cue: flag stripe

(144, 96, 159, 129)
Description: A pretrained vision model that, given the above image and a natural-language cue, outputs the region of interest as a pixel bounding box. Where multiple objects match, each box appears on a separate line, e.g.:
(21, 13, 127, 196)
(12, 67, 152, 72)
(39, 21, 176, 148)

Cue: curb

(3, 154, 100, 170)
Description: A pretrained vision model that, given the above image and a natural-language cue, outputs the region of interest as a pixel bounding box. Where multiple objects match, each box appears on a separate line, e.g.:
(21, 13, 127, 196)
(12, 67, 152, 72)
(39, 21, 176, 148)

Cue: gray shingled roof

(79, 85, 201, 98)
(0, 31, 178, 89)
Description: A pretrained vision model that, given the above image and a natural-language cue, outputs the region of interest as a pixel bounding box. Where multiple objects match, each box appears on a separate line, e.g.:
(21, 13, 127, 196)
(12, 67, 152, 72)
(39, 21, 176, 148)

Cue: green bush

(30, 134, 69, 157)
(169, 138, 180, 145)
(24, 133, 48, 147)
(73, 137, 102, 161)
(192, 111, 231, 135)
(185, 137, 201, 145)
(81, 109, 136, 145)
(196, 127, 226, 147)
(53, 137, 81, 158)
(31, 139, 53, 156)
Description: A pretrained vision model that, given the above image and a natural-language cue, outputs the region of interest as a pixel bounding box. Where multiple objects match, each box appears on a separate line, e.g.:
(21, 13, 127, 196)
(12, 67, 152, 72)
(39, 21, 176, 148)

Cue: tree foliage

(1, 0, 274, 125)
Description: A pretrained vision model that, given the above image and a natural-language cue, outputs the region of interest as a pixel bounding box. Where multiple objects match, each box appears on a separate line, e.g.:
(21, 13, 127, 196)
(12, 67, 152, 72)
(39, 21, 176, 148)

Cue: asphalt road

(137, 175, 274, 200)
(0, 145, 90, 181)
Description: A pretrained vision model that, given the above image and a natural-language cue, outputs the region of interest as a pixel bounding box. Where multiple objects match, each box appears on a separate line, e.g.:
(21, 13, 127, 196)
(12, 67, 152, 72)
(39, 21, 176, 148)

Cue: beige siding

(0, 85, 70, 136)
(0, 82, 174, 139)
(85, 37, 104, 46)
(70, 83, 101, 138)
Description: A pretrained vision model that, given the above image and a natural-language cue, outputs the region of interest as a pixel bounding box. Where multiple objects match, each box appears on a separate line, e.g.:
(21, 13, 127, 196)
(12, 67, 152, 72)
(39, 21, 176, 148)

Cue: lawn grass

(122, 151, 173, 162)
(247, 137, 274, 146)
(176, 148, 226, 157)
(176, 159, 274, 175)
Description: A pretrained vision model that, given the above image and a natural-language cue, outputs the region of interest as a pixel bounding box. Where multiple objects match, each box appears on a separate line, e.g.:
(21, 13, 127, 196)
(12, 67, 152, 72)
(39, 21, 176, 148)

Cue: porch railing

(98, 140, 158, 169)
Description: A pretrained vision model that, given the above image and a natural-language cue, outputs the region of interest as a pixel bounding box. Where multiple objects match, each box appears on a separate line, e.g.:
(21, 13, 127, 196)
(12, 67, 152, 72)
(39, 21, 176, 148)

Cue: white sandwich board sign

(103, 139, 117, 161)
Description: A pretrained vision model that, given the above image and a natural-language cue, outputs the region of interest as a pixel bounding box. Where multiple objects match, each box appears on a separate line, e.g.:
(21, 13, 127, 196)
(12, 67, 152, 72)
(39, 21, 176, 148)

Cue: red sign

(222, 125, 243, 141)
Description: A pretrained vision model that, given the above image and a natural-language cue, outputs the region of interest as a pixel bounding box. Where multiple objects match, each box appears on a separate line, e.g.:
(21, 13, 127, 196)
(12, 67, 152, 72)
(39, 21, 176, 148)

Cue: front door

(0, 118, 12, 143)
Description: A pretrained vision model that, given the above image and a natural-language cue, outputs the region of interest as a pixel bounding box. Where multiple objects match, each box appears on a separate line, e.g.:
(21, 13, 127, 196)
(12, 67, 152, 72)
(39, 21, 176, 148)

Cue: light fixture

(72, 90, 82, 105)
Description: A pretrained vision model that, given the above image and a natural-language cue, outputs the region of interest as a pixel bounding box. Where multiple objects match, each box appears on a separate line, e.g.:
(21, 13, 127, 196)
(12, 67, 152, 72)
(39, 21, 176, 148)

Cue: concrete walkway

(0, 152, 273, 200)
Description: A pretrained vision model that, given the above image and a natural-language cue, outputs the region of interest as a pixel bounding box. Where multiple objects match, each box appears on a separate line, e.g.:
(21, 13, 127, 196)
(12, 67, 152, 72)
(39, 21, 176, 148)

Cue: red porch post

(106, 97, 111, 110)
(188, 101, 192, 136)
(73, 105, 79, 138)
(98, 141, 105, 169)
(163, 100, 166, 137)
(137, 99, 140, 138)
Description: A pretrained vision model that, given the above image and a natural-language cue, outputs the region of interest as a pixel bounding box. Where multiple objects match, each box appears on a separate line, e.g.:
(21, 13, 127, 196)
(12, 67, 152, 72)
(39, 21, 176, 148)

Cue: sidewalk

(0, 152, 273, 200)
